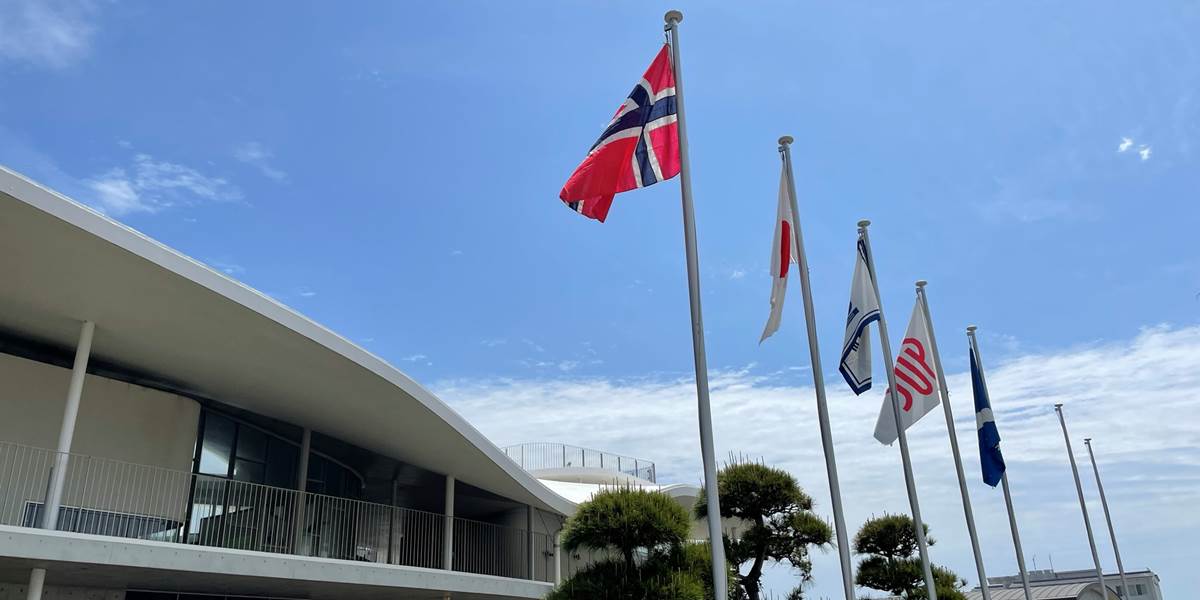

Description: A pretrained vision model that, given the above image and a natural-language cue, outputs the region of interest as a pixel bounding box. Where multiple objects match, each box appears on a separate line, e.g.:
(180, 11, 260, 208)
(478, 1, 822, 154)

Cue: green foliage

(695, 461, 833, 600)
(678, 541, 743, 600)
(852, 514, 965, 600)
(851, 513, 934, 559)
(546, 556, 705, 600)
(562, 487, 690, 566)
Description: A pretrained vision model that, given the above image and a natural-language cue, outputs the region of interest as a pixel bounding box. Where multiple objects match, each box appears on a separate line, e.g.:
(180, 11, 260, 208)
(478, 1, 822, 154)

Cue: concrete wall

(0, 583, 122, 599)
(0, 353, 200, 526)
(0, 352, 199, 469)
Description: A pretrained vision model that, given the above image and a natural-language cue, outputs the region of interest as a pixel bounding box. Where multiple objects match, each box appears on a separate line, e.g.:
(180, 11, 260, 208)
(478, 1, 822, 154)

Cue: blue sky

(2, 2, 1197, 599)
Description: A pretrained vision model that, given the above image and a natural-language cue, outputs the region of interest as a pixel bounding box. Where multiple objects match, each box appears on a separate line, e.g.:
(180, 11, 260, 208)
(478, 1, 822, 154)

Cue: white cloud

(1118, 137, 1134, 153)
(1138, 145, 1152, 161)
(401, 354, 428, 362)
(480, 338, 507, 348)
(233, 142, 288, 182)
(297, 288, 317, 298)
(86, 153, 241, 215)
(0, 0, 97, 69)
(437, 325, 1200, 598)
(730, 269, 746, 280)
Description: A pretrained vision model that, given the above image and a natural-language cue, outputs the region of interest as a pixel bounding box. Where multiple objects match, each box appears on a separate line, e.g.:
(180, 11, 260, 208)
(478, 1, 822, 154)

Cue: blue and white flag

(839, 233, 880, 394)
(971, 345, 1006, 486)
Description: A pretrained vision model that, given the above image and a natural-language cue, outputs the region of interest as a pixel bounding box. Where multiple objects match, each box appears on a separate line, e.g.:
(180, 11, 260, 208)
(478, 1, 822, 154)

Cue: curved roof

(0, 166, 573, 516)
(968, 583, 1118, 600)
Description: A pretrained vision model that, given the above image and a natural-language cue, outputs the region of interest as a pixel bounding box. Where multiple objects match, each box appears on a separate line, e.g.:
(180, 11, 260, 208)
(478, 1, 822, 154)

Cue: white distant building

(966, 568, 1163, 600)
(0, 165, 721, 600)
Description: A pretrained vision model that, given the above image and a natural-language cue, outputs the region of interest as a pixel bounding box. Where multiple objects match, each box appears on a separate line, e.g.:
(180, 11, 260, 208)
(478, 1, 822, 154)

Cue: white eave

(0, 165, 573, 516)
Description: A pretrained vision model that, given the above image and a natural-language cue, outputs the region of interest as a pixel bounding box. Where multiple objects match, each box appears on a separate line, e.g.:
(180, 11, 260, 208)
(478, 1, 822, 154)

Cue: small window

(1135, 584, 1146, 595)
(233, 458, 265, 483)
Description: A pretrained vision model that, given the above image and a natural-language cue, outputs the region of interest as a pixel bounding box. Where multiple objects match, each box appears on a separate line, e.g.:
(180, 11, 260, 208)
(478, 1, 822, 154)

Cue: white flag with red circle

(873, 299, 942, 445)
(760, 164, 796, 342)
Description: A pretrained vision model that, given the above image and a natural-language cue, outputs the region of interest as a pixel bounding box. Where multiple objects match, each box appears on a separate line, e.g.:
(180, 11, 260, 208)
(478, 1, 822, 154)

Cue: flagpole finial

(1054, 403, 1064, 410)
(857, 219, 871, 228)
(1084, 437, 1092, 444)
(778, 135, 794, 146)
(664, 10, 683, 25)
(915, 279, 927, 289)
(966, 325, 977, 333)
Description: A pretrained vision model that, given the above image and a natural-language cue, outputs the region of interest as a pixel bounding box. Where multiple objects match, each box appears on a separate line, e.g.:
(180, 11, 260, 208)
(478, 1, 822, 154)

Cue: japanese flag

(873, 299, 942, 445)
(760, 165, 796, 342)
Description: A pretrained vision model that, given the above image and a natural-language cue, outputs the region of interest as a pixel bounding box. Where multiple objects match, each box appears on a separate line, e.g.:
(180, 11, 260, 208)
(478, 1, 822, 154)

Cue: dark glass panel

(236, 427, 267, 462)
(265, 438, 298, 488)
(233, 458, 265, 483)
(198, 413, 235, 476)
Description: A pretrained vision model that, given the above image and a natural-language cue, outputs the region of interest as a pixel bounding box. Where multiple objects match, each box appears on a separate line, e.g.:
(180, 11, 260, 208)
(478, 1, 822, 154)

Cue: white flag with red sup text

(873, 299, 941, 445)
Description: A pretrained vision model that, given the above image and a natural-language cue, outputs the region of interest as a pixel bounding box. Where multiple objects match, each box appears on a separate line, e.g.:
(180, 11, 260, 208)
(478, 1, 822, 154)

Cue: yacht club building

(0, 166, 706, 599)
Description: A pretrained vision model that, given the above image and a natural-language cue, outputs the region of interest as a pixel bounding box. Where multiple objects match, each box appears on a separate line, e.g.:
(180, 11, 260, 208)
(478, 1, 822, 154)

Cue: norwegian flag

(559, 45, 680, 222)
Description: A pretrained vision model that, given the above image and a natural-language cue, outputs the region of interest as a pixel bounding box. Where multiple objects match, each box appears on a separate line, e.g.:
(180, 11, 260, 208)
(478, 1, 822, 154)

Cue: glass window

(1136, 584, 1146, 595)
(198, 414, 235, 476)
(233, 459, 265, 483)
(265, 438, 298, 488)
(236, 427, 267, 462)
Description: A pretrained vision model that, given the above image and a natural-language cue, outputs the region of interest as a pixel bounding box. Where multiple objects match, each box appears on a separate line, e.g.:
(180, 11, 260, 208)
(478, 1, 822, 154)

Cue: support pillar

(443, 475, 455, 570)
(527, 506, 535, 580)
(554, 529, 563, 585)
(28, 320, 94, 600)
(292, 428, 311, 554)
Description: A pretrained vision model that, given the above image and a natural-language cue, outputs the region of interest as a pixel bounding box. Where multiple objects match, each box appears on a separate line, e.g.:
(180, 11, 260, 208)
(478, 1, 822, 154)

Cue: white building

(0, 166, 707, 599)
(966, 569, 1163, 600)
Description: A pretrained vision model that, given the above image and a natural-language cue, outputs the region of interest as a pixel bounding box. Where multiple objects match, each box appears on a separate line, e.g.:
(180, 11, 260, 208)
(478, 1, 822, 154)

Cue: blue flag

(971, 345, 1006, 486)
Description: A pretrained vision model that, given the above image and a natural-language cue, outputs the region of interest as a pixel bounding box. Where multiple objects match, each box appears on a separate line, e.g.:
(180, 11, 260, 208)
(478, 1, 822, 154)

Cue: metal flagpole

(779, 136, 854, 600)
(857, 221, 938, 600)
(967, 327, 1032, 600)
(916, 283, 989, 600)
(1054, 404, 1109, 598)
(1085, 438, 1129, 599)
(664, 10, 727, 599)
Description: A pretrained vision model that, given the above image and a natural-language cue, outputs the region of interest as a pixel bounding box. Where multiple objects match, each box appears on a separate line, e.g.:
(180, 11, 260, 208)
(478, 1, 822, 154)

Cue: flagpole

(779, 136, 854, 600)
(1084, 438, 1129, 599)
(664, 10, 728, 600)
(857, 221, 938, 600)
(1054, 404, 1109, 598)
(967, 327, 1032, 600)
(916, 283, 989, 600)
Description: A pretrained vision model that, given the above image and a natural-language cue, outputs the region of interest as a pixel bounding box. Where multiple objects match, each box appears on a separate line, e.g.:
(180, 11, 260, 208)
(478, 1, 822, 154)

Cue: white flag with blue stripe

(839, 232, 880, 395)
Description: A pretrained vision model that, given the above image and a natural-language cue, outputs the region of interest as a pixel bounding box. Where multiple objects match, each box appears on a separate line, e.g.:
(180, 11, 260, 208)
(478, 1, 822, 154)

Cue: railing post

(561, 444, 566, 467)
(443, 475, 455, 570)
(27, 320, 94, 600)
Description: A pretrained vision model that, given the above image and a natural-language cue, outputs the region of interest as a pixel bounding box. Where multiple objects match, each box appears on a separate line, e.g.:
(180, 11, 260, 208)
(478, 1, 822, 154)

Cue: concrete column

(292, 427, 311, 554)
(443, 475, 455, 570)
(28, 320, 95, 600)
(553, 530, 563, 585)
(527, 506, 535, 580)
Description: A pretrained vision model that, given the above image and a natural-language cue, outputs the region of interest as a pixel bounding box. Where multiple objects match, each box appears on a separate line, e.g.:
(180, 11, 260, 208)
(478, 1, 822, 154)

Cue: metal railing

(0, 441, 551, 582)
(501, 442, 656, 483)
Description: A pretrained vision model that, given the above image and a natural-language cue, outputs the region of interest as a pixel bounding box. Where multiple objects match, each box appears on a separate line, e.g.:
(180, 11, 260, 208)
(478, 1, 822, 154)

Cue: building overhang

(0, 166, 573, 517)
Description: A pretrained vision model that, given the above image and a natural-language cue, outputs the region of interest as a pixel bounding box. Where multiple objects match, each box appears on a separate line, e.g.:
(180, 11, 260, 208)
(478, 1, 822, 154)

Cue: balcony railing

(0, 441, 554, 583)
(501, 442, 656, 483)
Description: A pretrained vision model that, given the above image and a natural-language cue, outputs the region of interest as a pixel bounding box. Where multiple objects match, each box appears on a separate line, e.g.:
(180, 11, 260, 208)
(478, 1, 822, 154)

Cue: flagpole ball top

(778, 135, 794, 146)
(1054, 403, 1064, 409)
(1084, 438, 1092, 444)
(915, 279, 927, 288)
(664, 10, 683, 24)
(966, 325, 977, 333)
(857, 219, 871, 228)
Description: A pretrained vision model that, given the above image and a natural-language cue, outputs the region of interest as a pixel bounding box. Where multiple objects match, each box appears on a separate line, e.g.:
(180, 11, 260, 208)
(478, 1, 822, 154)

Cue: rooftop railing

(0, 441, 554, 583)
(501, 442, 656, 483)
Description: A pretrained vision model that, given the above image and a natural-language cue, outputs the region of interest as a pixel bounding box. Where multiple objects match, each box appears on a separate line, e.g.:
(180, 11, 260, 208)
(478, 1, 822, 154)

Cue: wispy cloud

(401, 354, 428, 362)
(233, 142, 288, 182)
(86, 153, 242, 215)
(297, 287, 317, 298)
(1118, 137, 1134, 153)
(480, 338, 507, 348)
(1138, 145, 1152, 161)
(207, 260, 245, 276)
(438, 325, 1200, 596)
(0, 0, 97, 69)
(730, 269, 746, 280)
